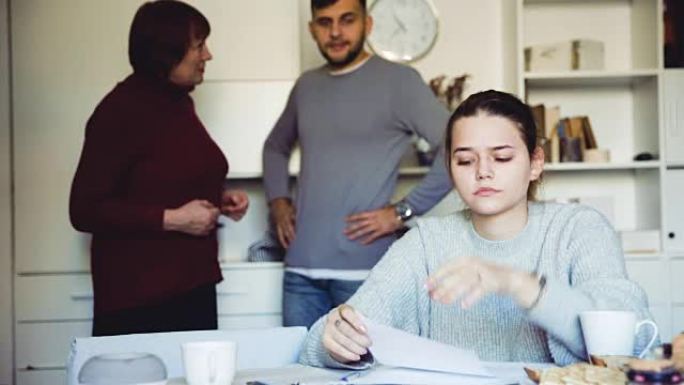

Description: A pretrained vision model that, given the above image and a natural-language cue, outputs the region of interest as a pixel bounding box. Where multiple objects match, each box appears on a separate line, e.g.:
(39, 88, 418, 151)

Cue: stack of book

(531, 104, 601, 163)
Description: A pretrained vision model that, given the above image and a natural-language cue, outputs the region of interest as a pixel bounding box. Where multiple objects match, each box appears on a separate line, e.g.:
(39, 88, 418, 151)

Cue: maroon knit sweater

(70, 74, 227, 314)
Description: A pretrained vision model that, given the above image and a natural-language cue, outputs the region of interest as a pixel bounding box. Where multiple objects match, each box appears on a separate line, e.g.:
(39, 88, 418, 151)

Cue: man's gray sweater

(263, 56, 451, 270)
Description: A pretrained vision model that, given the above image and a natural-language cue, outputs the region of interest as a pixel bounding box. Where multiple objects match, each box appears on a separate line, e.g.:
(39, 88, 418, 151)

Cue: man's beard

(319, 36, 366, 69)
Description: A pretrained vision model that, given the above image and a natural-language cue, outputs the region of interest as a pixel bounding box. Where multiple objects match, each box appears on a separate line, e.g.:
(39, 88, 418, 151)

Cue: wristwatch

(393, 200, 414, 222)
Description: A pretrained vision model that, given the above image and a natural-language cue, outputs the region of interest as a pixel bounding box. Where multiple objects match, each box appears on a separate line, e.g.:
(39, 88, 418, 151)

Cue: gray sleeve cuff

(526, 278, 592, 360)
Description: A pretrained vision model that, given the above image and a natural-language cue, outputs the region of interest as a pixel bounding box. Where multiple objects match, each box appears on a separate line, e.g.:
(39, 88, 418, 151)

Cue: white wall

(299, 0, 509, 94)
(0, 0, 13, 383)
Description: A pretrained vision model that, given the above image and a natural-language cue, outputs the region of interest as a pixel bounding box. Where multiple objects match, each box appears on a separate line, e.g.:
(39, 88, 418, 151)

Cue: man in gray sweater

(263, 0, 451, 327)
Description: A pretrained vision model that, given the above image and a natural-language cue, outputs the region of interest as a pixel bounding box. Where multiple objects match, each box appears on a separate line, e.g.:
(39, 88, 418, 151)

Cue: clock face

(368, 0, 439, 63)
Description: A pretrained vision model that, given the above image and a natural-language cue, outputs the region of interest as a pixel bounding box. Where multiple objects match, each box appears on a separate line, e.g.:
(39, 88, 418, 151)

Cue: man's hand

(269, 197, 296, 248)
(221, 189, 249, 221)
(163, 199, 220, 236)
(344, 206, 402, 245)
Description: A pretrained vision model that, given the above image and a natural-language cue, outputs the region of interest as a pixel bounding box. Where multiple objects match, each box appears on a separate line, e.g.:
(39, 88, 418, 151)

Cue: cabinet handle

(71, 292, 94, 300)
(669, 232, 676, 239)
(22, 364, 63, 371)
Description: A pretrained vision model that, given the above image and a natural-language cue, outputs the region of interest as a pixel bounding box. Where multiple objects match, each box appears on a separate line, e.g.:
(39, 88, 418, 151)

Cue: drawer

(16, 369, 65, 385)
(672, 260, 684, 304)
(625, 260, 668, 305)
(15, 275, 93, 321)
(217, 266, 283, 315)
(16, 322, 91, 371)
(218, 315, 282, 330)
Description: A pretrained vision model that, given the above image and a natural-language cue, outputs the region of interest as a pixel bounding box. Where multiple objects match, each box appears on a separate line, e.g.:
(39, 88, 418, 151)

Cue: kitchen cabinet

(13, 263, 283, 385)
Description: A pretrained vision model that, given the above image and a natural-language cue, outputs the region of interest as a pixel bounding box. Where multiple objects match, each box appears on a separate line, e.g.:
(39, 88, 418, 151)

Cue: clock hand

(393, 11, 408, 32)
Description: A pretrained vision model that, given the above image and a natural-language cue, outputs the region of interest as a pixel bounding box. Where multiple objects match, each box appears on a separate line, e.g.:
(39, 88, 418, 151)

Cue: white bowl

(78, 352, 167, 385)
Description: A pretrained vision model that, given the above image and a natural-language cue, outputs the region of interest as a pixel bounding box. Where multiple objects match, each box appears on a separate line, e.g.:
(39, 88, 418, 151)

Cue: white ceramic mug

(580, 310, 658, 358)
(182, 341, 237, 385)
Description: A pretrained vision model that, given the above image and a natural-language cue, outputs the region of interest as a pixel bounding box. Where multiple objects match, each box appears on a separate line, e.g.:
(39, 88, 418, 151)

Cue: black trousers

(92, 284, 218, 336)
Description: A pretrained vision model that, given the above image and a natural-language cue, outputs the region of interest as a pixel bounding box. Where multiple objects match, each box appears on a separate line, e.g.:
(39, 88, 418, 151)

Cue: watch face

(368, 0, 439, 63)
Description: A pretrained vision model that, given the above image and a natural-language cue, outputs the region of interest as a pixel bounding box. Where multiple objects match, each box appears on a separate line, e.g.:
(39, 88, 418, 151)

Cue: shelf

(399, 167, 430, 176)
(624, 252, 662, 260)
(524, 0, 631, 4)
(524, 70, 659, 87)
(544, 161, 660, 171)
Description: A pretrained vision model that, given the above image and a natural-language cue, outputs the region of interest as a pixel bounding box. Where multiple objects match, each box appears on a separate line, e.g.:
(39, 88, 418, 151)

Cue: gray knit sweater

(299, 202, 654, 367)
(262, 56, 451, 270)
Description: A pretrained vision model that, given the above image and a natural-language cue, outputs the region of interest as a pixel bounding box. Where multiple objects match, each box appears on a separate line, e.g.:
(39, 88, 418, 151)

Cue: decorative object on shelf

(368, 0, 439, 63)
(584, 148, 611, 163)
(428, 73, 470, 111)
(634, 152, 657, 161)
(413, 137, 436, 166)
(620, 230, 661, 255)
(665, 0, 684, 68)
(78, 352, 167, 385)
(247, 230, 285, 262)
(525, 39, 604, 72)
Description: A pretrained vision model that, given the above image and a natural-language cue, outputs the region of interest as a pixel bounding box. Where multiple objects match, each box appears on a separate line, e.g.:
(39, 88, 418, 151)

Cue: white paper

(363, 316, 493, 377)
(168, 363, 547, 385)
(349, 365, 512, 385)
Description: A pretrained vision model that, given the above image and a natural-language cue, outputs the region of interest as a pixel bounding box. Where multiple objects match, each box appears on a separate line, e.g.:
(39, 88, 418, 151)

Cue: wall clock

(367, 0, 439, 63)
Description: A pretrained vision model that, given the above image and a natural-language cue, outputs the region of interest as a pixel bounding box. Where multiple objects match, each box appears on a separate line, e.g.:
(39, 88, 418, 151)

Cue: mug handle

(635, 320, 659, 359)
(209, 351, 217, 385)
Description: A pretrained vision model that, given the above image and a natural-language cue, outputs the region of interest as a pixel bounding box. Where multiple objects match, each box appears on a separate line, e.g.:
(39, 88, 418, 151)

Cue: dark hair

(445, 90, 541, 200)
(311, 0, 367, 14)
(129, 0, 210, 79)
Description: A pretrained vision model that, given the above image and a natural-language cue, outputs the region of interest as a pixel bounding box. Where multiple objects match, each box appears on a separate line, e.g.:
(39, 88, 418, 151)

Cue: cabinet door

(187, 0, 300, 80)
(16, 370, 65, 385)
(217, 265, 283, 315)
(218, 315, 281, 330)
(15, 322, 91, 372)
(11, 0, 139, 273)
(626, 260, 669, 306)
(15, 275, 93, 322)
(664, 171, 684, 252)
(664, 71, 684, 165)
(193, 81, 297, 176)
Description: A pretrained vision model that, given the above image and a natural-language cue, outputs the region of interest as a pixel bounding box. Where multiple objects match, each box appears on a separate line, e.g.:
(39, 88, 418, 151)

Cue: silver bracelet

(528, 274, 547, 310)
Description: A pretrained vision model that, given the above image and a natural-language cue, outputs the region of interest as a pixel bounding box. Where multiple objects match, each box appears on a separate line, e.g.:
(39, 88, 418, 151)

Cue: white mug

(580, 310, 658, 358)
(182, 341, 237, 385)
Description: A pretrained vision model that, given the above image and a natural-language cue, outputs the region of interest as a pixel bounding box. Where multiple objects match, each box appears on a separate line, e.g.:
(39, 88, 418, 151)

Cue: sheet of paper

(220, 363, 541, 385)
(350, 366, 507, 385)
(363, 316, 493, 377)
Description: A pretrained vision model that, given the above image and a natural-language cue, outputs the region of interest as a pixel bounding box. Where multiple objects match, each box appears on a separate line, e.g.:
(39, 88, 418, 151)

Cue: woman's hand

(221, 189, 249, 221)
(322, 304, 372, 364)
(425, 257, 541, 309)
(163, 199, 220, 236)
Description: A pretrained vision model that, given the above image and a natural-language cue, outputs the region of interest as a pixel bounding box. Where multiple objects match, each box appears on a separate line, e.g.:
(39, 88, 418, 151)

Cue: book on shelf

(555, 115, 599, 163)
(531, 104, 561, 163)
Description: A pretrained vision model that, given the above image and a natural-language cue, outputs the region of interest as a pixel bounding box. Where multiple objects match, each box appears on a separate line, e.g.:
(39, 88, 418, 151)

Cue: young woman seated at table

(298, 90, 655, 368)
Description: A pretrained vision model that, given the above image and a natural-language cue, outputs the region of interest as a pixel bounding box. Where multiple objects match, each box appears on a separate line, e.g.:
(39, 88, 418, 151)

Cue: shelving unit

(511, 0, 684, 341)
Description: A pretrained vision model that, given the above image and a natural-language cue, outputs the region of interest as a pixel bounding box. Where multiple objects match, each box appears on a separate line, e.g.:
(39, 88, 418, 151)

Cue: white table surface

(167, 363, 542, 385)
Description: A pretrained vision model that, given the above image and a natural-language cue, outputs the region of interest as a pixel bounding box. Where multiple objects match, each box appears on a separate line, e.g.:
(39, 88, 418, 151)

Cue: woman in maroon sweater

(69, 0, 248, 336)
